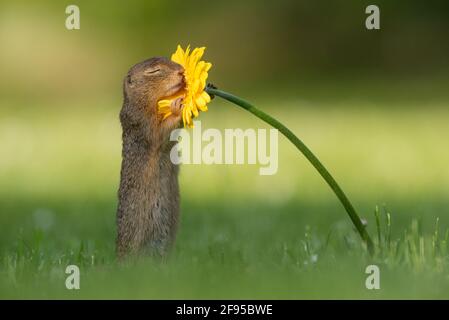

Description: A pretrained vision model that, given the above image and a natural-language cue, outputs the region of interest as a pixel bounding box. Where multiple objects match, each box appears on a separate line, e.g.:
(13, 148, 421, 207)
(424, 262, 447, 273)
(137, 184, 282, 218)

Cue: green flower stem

(206, 87, 375, 256)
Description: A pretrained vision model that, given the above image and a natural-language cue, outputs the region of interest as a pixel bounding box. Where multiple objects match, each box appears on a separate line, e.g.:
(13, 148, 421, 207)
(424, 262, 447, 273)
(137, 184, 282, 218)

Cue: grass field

(1, 84, 449, 299)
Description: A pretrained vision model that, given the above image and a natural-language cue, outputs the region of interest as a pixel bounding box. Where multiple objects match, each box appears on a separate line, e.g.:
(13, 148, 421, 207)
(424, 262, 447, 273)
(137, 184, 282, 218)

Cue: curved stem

(206, 87, 374, 256)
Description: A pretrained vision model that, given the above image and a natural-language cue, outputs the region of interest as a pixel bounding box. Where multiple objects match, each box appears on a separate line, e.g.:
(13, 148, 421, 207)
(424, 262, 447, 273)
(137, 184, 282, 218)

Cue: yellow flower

(158, 45, 212, 128)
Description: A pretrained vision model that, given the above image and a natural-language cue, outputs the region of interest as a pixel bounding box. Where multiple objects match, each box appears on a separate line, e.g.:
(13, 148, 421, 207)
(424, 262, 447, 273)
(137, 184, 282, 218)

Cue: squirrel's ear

(126, 74, 134, 87)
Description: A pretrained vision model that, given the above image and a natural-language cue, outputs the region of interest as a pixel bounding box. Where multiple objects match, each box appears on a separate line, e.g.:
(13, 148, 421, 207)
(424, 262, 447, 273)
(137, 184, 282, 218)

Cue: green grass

(1, 95, 449, 299)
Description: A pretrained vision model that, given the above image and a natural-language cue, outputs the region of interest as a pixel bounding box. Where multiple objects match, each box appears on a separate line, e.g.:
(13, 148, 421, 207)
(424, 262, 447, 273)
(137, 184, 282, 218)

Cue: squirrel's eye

(145, 68, 161, 75)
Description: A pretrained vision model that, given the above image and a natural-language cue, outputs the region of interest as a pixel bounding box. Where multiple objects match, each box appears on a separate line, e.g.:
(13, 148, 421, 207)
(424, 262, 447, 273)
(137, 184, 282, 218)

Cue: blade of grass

(374, 206, 382, 253)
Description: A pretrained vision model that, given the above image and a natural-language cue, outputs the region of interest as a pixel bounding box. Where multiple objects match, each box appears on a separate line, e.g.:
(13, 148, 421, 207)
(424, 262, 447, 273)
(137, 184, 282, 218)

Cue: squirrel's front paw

(170, 97, 184, 116)
(160, 97, 184, 136)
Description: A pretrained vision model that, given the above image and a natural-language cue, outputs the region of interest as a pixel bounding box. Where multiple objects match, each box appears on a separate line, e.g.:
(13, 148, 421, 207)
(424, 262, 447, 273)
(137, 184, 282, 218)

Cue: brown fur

(116, 57, 185, 259)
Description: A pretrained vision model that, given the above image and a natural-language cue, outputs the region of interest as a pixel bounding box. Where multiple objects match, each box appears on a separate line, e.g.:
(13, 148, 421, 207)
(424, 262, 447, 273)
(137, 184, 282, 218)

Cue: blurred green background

(1, 0, 449, 299)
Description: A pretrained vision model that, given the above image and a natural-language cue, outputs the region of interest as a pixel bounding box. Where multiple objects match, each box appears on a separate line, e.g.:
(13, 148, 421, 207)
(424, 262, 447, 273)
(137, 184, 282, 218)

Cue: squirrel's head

(124, 57, 185, 108)
(121, 57, 185, 145)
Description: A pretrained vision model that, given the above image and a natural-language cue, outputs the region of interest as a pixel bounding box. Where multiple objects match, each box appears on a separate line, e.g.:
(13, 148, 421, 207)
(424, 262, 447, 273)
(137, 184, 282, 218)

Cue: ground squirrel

(116, 57, 185, 258)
